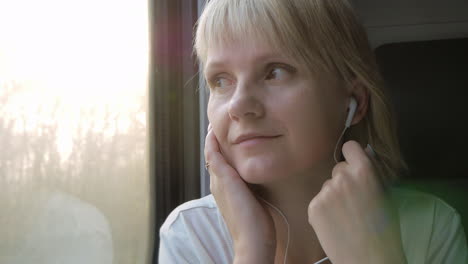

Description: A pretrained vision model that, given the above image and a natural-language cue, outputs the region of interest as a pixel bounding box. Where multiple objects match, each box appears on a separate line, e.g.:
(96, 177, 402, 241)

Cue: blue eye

(208, 76, 235, 90)
(266, 68, 284, 80)
(266, 66, 290, 81)
(214, 78, 231, 88)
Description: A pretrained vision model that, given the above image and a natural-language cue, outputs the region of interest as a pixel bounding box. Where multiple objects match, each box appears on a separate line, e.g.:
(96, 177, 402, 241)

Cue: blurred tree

(0, 81, 148, 264)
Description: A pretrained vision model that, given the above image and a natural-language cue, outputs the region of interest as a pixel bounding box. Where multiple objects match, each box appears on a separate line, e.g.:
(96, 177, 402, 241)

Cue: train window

(0, 0, 150, 263)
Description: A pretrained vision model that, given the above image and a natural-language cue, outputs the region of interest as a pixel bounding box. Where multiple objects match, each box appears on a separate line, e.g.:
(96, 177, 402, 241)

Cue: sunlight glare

(0, 0, 148, 159)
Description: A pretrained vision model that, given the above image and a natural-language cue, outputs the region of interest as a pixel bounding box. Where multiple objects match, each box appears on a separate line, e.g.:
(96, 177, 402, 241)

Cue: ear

(348, 79, 369, 126)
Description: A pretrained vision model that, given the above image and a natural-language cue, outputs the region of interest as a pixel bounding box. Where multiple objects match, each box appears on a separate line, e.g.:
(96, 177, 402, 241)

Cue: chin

(238, 173, 269, 184)
(235, 158, 286, 184)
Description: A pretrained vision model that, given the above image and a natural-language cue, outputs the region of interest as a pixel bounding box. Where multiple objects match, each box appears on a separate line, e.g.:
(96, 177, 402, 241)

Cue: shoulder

(160, 194, 219, 232)
(390, 187, 458, 216)
(390, 187, 468, 263)
(389, 187, 462, 230)
(159, 195, 234, 263)
(390, 186, 461, 232)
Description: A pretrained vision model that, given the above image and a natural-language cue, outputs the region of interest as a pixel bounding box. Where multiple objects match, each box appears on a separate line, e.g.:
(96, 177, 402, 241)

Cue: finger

(341, 140, 369, 166)
(343, 141, 388, 194)
(204, 129, 238, 181)
(205, 129, 220, 155)
(331, 161, 347, 178)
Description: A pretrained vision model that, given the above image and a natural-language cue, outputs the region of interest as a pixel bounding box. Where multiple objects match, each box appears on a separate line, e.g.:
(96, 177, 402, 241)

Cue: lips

(233, 133, 281, 145)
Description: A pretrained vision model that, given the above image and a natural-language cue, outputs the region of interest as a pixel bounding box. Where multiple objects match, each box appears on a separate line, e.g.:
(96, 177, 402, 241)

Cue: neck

(251, 160, 335, 263)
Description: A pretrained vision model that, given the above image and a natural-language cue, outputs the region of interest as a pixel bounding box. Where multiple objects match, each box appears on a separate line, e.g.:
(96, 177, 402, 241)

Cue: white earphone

(334, 96, 358, 163)
(345, 96, 358, 128)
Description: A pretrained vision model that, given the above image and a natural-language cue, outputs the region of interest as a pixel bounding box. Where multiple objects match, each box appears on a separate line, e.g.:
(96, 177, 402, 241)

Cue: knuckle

(325, 175, 352, 197)
(331, 169, 344, 181)
(308, 199, 320, 213)
(331, 177, 349, 196)
(321, 179, 332, 191)
(333, 176, 345, 189)
(308, 196, 326, 224)
(331, 163, 345, 177)
(331, 166, 339, 177)
(308, 211, 315, 225)
(332, 170, 348, 188)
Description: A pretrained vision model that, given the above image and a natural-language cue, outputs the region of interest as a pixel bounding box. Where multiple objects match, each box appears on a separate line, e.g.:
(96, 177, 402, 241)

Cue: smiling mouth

(235, 135, 282, 146)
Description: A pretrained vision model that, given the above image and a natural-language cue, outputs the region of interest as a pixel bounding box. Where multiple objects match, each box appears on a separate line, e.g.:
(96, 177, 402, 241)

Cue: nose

(228, 81, 265, 121)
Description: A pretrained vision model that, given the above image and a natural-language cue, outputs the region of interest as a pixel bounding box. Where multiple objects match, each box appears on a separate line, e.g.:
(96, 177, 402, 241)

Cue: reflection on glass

(0, 0, 149, 263)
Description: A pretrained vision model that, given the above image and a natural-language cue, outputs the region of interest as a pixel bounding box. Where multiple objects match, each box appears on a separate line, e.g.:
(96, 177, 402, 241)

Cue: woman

(159, 0, 468, 263)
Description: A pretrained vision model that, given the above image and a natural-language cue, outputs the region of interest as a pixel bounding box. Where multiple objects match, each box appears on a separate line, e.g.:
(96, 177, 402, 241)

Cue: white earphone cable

(258, 197, 290, 264)
(258, 197, 330, 264)
(333, 126, 348, 164)
(314, 256, 330, 264)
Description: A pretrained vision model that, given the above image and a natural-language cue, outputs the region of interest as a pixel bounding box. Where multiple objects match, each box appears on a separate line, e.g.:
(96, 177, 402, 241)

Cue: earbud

(345, 96, 358, 128)
(334, 96, 358, 163)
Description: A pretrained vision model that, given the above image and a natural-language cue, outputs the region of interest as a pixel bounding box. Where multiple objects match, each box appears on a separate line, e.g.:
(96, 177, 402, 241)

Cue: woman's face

(205, 37, 348, 184)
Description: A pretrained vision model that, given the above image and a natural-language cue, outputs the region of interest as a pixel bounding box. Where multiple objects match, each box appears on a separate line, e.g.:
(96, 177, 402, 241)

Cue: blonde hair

(194, 0, 407, 184)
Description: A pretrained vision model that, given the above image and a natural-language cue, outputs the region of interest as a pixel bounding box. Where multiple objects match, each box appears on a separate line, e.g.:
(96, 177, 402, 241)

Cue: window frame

(197, 1, 210, 198)
(149, 0, 202, 261)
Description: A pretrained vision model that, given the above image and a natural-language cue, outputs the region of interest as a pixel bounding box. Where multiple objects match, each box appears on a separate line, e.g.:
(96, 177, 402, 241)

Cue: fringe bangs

(195, 0, 298, 65)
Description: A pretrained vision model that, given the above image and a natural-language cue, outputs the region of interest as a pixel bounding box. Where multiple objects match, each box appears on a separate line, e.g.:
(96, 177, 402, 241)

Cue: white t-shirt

(159, 187, 468, 264)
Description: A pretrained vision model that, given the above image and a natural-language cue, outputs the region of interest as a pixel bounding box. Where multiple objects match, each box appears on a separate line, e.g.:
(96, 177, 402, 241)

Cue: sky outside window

(0, 0, 150, 263)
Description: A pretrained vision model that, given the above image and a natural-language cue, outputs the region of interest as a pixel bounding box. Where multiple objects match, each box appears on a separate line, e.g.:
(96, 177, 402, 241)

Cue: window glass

(0, 0, 150, 263)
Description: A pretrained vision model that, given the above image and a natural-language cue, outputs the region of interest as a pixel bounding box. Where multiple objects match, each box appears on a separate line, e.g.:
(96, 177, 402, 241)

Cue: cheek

(288, 117, 330, 160)
(281, 97, 339, 164)
(207, 98, 234, 159)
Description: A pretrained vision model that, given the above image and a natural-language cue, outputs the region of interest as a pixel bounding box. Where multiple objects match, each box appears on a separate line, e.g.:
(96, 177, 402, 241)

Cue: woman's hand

(205, 125, 276, 263)
(308, 141, 407, 264)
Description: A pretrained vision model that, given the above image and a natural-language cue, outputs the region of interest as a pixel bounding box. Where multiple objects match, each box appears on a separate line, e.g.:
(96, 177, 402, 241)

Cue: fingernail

(366, 144, 376, 158)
